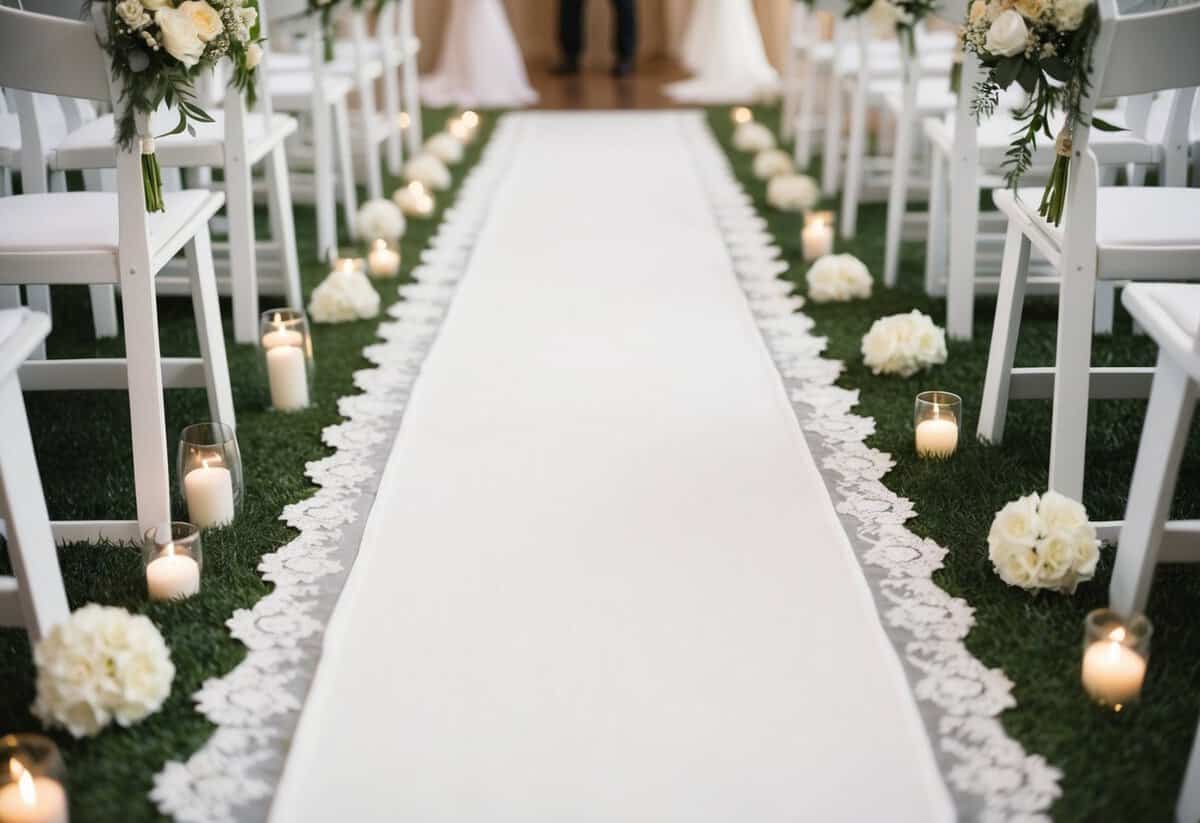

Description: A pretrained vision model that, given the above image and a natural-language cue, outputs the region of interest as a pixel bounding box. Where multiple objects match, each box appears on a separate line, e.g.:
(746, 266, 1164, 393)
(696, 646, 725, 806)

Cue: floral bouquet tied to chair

(98, 0, 264, 211)
(963, 0, 1119, 224)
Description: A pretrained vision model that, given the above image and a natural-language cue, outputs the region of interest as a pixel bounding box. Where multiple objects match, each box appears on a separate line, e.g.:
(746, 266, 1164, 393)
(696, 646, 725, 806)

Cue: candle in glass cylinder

(367, 239, 401, 278)
(1082, 627, 1146, 708)
(146, 543, 201, 601)
(731, 106, 753, 124)
(262, 313, 309, 411)
(915, 417, 959, 458)
(395, 181, 434, 218)
(0, 765, 67, 823)
(448, 117, 472, 143)
(183, 456, 234, 528)
(802, 213, 834, 260)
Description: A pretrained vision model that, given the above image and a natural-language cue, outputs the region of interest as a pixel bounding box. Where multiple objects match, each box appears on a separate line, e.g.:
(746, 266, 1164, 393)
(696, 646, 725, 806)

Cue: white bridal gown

(422, 0, 538, 109)
(665, 0, 780, 103)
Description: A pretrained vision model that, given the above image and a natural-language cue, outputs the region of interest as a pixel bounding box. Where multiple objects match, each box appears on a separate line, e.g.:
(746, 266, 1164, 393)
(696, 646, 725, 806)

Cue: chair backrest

(0, 6, 109, 103)
(1095, 0, 1200, 100)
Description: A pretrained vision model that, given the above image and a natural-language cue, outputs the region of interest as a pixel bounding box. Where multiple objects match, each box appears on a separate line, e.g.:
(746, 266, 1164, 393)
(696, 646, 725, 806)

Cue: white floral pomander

(354, 198, 406, 242)
(309, 268, 380, 323)
(423, 132, 464, 165)
(404, 153, 452, 191)
(32, 604, 175, 738)
(733, 121, 776, 153)
(860, 310, 947, 377)
(752, 149, 794, 180)
(988, 491, 1100, 592)
(806, 253, 873, 303)
(766, 174, 819, 212)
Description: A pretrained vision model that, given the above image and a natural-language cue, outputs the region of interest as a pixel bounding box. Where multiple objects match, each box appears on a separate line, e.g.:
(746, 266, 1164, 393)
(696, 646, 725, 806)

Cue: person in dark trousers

(555, 0, 638, 77)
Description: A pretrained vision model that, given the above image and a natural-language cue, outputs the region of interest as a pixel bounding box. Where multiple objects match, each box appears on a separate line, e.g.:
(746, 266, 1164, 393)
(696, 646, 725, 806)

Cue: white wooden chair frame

(0, 309, 69, 643)
(975, 0, 1200, 502)
(0, 4, 236, 539)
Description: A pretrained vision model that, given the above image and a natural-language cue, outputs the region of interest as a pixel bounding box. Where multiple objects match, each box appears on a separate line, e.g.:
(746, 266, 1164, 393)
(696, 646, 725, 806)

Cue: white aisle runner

(271, 113, 953, 823)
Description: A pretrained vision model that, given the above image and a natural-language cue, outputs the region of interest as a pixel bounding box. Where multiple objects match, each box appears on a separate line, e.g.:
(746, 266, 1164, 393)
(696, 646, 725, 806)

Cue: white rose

(969, 0, 988, 21)
(309, 269, 380, 323)
(1034, 532, 1076, 585)
(155, 7, 206, 68)
(1070, 523, 1100, 578)
(404, 153, 452, 190)
(990, 492, 1042, 548)
(733, 121, 775, 153)
(752, 148, 794, 180)
(141, 0, 169, 9)
(860, 311, 947, 376)
(1052, 0, 1088, 30)
(990, 538, 1040, 589)
(237, 5, 258, 31)
(424, 132, 464, 165)
(985, 9, 1029, 57)
(355, 198, 406, 242)
(766, 174, 819, 212)
(864, 0, 911, 35)
(116, 0, 150, 30)
(1037, 489, 1089, 535)
(244, 42, 262, 69)
(806, 254, 873, 302)
(177, 0, 223, 42)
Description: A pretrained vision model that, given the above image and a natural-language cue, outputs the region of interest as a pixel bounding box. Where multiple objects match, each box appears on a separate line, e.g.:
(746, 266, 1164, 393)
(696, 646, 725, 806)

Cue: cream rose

(1014, 0, 1046, 19)
(752, 149, 794, 180)
(987, 490, 1099, 592)
(355, 198, 406, 242)
(766, 173, 819, 212)
(990, 539, 1040, 589)
(990, 493, 1041, 547)
(733, 121, 775, 153)
(140, 0, 169, 9)
(969, 0, 988, 21)
(116, 0, 151, 30)
(309, 269, 380, 323)
(985, 9, 1029, 57)
(1037, 489, 1088, 535)
(155, 7, 206, 67)
(245, 42, 262, 69)
(177, 0, 223, 41)
(806, 254, 873, 303)
(860, 310, 947, 377)
(424, 132, 465, 165)
(404, 153, 452, 190)
(1052, 0, 1089, 30)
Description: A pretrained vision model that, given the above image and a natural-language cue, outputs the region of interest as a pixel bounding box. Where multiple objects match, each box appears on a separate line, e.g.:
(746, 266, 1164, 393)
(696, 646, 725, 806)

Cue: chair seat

(53, 110, 297, 171)
(1122, 284, 1200, 378)
(877, 77, 957, 116)
(268, 71, 355, 111)
(0, 308, 50, 378)
(0, 190, 224, 280)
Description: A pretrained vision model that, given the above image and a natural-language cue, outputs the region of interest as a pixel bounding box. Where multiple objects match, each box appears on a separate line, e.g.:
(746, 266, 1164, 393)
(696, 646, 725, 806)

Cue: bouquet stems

(1037, 126, 1072, 227)
(141, 139, 165, 213)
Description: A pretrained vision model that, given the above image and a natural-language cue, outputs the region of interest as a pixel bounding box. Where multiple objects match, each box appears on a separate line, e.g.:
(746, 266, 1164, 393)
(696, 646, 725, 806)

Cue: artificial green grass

(709, 105, 1200, 821)
(0, 108, 490, 821)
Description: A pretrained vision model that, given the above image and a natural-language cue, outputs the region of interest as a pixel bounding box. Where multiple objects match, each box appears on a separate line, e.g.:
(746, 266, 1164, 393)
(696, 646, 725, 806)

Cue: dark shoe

(551, 60, 580, 76)
(611, 59, 634, 77)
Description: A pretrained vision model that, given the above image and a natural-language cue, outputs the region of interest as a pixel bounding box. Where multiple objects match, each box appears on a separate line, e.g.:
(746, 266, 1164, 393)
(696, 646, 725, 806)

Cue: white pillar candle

(262, 314, 309, 412)
(1082, 629, 1146, 708)
(915, 417, 958, 458)
(395, 182, 435, 217)
(0, 770, 67, 823)
(731, 106, 753, 124)
(367, 239, 401, 278)
(184, 457, 235, 529)
(802, 218, 834, 261)
(146, 545, 201, 601)
(448, 117, 473, 144)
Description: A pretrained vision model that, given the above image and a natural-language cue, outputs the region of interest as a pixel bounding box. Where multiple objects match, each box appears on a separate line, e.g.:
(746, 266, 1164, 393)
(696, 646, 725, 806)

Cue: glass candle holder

(396, 111, 411, 131)
(802, 211, 835, 261)
(260, 309, 313, 412)
(460, 110, 480, 131)
(144, 522, 202, 602)
(331, 251, 365, 276)
(1081, 609, 1151, 711)
(914, 391, 961, 459)
(177, 422, 242, 530)
(731, 105, 753, 125)
(366, 238, 402, 278)
(447, 116, 473, 144)
(395, 181, 435, 218)
(0, 734, 67, 823)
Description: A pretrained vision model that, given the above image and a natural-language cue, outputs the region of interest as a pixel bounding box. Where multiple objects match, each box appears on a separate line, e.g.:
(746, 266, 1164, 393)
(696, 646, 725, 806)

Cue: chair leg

(265, 144, 305, 311)
(795, 56, 818, 170)
(356, 79, 385, 202)
(383, 57, 404, 175)
(840, 74, 868, 239)
(1109, 355, 1196, 616)
(1047, 265, 1098, 500)
(1093, 281, 1116, 336)
(88, 286, 120, 339)
(23, 286, 51, 360)
(185, 226, 236, 431)
(946, 174, 980, 341)
(333, 98, 360, 239)
(0, 374, 69, 643)
(924, 145, 948, 296)
(312, 101, 338, 262)
(119, 260, 171, 534)
(821, 52, 843, 193)
(1179, 722, 1200, 823)
(402, 54, 423, 157)
(224, 136, 260, 345)
(883, 78, 917, 287)
(977, 223, 1032, 445)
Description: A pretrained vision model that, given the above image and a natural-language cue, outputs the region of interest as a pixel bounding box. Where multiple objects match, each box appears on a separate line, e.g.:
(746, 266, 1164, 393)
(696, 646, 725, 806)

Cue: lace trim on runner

(681, 113, 1064, 823)
(149, 117, 523, 823)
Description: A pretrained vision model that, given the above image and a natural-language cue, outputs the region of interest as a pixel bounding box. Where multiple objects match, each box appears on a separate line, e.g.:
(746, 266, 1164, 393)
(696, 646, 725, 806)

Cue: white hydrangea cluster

(806, 254, 873, 303)
(423, 132, 464, 165)
(733, 121, 776, 153)
(309, 268, 381, 324)
(752, 148, 794, 180)
(860, 310, 947, 377)
(988, 491, 1100, 592)
(355, 198, 406, 242)
(766, 174, 819, 212)
(32, 604, 175, 738)
(404, 153, 452, 191)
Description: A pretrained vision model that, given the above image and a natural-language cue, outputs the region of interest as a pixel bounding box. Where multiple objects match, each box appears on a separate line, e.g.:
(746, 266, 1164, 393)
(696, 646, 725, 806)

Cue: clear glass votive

(914, 391, 961, 459)
(367, 238, 402, 278)
(331, 251, 366, 276)
(731, 106, 753, 124)
(260, 308, 313, 412)
(177, 422, 242, 530)
(396, 181, 435, 218)
(1081, 609, 1151, 711)
(144, 522, 203, 602)
(802, 210, 835, 261)
(459, 110, 480, 130)
(0, 734, 67, 823)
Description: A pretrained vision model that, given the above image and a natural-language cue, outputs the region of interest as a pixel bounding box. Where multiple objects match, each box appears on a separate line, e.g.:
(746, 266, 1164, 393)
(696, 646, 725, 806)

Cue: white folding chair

(48, 49, 303, 344)
(0, 308, 69, 644)
(975, 0, 1200, 502)
(0, 5, 235, 539)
